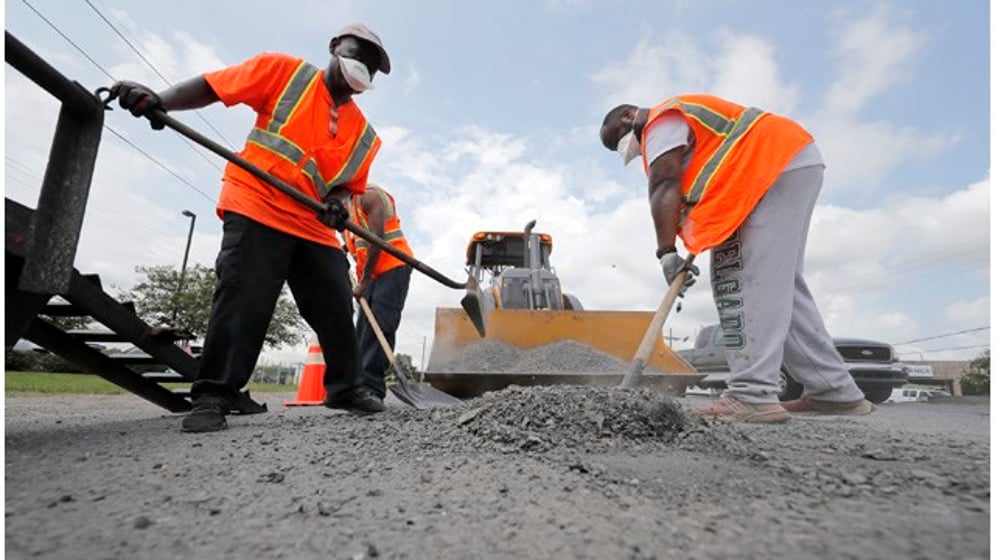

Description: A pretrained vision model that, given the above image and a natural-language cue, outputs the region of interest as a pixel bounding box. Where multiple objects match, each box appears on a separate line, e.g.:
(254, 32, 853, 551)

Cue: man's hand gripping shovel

(620, 254, 697, 389)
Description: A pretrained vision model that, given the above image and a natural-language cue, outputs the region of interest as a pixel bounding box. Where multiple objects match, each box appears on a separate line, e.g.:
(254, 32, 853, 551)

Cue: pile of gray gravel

(433, 340, 633, 373)
(433, 384, 693, 453)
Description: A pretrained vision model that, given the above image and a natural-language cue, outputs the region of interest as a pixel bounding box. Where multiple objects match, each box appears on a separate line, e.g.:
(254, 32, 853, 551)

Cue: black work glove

(110, 80, 165, 130)
(318, 197, 349, 230)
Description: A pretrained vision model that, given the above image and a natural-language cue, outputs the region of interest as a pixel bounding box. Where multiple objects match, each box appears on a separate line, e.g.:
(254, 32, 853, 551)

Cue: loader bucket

(424, 308, 700, 398)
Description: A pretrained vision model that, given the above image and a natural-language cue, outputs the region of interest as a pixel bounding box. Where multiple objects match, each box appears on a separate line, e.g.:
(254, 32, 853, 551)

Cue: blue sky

(4, 0, 990, 367)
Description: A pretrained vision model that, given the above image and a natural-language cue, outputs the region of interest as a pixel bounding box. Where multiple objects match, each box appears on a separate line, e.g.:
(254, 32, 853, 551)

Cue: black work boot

(323, 387, 385, 415)
(181, 401, 228, 432)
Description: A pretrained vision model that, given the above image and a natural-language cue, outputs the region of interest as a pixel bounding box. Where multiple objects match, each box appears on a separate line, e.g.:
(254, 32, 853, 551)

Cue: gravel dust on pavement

(4, 387, 990, 560)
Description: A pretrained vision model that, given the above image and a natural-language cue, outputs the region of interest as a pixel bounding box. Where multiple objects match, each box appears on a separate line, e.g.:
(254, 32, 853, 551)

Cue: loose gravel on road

(5, 388, 990, 559)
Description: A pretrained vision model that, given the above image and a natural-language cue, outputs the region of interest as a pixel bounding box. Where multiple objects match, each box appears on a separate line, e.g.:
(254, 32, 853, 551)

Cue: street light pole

(172, 210, 197, 324)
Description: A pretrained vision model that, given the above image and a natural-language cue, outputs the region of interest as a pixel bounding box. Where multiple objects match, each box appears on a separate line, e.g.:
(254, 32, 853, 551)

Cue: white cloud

(709, 30, 801, 115)
(403, 64, 421, 95)
(590, 29, 801, 115)
(815, 120, 959, 195)
(944, 297, 991, 326)
(591, 32, 709, 109)
(822, 5, 929, 118)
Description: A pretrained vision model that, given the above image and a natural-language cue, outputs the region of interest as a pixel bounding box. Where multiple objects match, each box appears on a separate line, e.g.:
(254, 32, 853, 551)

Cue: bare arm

(646, 147, 687, 253)
(158, 76, 220, 111)
(356, 189, 391, 291)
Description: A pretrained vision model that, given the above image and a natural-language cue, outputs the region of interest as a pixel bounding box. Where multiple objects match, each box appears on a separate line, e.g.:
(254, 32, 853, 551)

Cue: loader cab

(465, 220, 576, 311)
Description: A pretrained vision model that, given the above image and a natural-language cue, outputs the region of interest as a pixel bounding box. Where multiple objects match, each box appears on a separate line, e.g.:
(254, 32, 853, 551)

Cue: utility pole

(421, 336, 427, 382)
(172, 210, 196, 324)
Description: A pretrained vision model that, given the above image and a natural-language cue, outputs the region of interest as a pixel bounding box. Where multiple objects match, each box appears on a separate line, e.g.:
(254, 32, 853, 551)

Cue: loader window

(477, 237, 527, 268)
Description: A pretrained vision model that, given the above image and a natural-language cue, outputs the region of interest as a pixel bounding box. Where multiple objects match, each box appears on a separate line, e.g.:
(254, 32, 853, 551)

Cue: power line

(103, 125, 216, 203)
(898, 344, 990, 356)
(894, 326, 990, 345)
(80, 0, 238, 150)
(5, 155, 196, 254)
(81, 0, 170, 87)
(20, 0, 115, 81)
(20, 0, 225, 175)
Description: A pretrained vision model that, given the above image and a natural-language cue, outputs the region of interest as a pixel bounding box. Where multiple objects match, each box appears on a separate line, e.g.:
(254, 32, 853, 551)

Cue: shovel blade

(389, 381, 464, 409)
(459, 275, 488, 338)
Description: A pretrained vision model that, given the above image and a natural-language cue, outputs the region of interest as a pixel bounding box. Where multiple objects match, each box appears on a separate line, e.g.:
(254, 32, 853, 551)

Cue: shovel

(140, 108, 488, 337)
(620, 254, 697, 389)
(352, 278, 463, 409)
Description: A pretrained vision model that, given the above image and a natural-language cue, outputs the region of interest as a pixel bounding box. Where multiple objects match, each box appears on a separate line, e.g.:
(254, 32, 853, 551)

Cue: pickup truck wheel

(862, 386, 892, 404)
(777, 369, 804, 401)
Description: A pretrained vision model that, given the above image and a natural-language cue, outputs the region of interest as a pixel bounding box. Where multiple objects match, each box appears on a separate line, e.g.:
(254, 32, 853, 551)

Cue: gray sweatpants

(711, 165, 865, 404)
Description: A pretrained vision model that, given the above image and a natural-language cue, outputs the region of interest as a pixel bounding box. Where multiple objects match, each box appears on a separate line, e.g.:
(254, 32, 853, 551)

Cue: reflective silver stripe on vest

(354, 229, 404, 249)
(665, 99, 733, 135)
(327, 123, 377, 188)
(667, 101, 765, 207)
(269, 62, 320, 133)
(247, 127, 306, 165)
(243, 60, 379, 200)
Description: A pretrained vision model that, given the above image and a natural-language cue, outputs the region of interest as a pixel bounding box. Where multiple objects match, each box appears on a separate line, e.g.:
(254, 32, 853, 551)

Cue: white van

(887, 387, 951, 403)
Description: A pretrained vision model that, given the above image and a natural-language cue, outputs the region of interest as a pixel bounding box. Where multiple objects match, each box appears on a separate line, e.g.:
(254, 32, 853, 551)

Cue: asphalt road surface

(5, 388, 990, 559)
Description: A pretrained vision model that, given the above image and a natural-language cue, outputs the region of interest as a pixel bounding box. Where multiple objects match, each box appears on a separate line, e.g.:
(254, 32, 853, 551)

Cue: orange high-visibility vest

(205, 53, 381, 248)
(641, 94, 813, 253)
(345, 186, 413, 281)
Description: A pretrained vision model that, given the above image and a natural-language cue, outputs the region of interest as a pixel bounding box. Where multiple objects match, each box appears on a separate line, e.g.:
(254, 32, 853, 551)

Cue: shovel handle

(620, 254, 696, 389)
(348, 270, 414, 388)
(149, 109, 468, 290)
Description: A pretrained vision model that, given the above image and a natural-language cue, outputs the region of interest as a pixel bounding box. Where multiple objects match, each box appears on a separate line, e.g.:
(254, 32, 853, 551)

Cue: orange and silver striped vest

(642, 94, 812, 253)
(244, 59, 380, 201)
(345, 186, 413, 281)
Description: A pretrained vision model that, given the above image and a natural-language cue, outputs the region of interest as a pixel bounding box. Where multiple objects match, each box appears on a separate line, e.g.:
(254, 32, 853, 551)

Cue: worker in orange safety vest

(600, 94, 873, 423)
(110, 23, 392, 432)
(344, 184, 414, 401)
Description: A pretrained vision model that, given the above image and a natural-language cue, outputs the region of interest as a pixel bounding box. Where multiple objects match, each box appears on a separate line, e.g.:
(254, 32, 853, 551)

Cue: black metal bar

(4, 32, 99, 115)
(18, 103, 104, 294)
(62, 269, 201, 378)
(65, 330, 130, 342)
(142, 373, 188, 383)
(5, 200, 48, 345)
(24, 318, 192, 413)
(6, 33, 106, 295)
(60, 268, 268, 415)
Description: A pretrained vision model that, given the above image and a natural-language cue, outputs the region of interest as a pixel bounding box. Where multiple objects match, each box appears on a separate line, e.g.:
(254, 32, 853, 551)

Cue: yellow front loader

(423, 221, 698, 398)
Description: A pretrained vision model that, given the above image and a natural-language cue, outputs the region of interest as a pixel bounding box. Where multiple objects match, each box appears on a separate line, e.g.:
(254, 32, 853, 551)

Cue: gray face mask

(616, 129, 641, 166)
(338, 56, 374, 93)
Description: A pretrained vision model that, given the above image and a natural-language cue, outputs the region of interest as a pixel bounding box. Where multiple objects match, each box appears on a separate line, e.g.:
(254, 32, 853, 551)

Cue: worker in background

(600, 94, 875, 423)
(110, 23, 392, 432)
(344, 184, 414, 401)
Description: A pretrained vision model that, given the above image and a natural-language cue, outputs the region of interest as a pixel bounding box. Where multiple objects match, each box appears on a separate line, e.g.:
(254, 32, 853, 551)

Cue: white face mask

(338, 56, 374, 93)
(617, 130, 641, 166)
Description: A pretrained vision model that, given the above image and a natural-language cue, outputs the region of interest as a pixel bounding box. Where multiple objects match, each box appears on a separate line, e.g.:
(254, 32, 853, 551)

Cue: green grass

(5, 371, 296, 396)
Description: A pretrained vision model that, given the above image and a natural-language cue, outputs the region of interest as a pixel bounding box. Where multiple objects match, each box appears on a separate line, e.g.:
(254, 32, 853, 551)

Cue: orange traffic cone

(283, 337, 327, 406)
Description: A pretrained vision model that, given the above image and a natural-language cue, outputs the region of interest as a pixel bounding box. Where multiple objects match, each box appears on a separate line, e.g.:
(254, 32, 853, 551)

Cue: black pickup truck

(677, 324, 908, 403)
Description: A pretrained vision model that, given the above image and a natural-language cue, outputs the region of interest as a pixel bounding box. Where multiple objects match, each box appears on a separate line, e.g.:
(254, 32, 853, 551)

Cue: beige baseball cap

(331, 23, 391, 75)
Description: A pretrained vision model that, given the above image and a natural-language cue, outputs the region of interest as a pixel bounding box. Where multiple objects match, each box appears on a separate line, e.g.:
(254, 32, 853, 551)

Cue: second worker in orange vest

(601, 94, 874, 424)
(344, 184, 414, 400)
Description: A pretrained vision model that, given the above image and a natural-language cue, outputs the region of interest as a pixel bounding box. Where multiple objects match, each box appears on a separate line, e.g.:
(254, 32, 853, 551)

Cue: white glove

(659, 252, 699, 295)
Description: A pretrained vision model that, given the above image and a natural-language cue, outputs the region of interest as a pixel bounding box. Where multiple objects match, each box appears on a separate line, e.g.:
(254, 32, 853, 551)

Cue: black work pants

(355, 265, 412, 399)
(192, 213, 361, 406)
